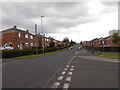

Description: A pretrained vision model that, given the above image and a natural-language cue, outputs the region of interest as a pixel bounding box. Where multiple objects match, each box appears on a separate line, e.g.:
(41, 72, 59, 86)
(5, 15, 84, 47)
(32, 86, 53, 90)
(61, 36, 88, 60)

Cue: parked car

(5, 46, 14, 50)
(68, 46, 73, 50)
(0, 46, 14, 50)
(0, 46, 6, 50)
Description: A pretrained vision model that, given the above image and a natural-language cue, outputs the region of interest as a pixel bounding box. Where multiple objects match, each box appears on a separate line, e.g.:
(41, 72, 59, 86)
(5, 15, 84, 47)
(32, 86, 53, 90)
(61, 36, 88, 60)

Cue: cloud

(2, 2, 101, 33)
(1, 1, 118, 42)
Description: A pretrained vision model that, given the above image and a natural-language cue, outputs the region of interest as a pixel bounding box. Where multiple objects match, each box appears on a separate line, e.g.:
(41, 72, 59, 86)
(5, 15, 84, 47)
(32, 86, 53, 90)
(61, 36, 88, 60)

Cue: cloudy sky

(1, 0, 119, 42)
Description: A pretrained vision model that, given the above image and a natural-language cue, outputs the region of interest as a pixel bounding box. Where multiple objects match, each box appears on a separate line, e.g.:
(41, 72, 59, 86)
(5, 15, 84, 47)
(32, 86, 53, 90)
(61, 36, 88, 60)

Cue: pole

(41, 16, 44, 53)
(35, 24, 38, 54)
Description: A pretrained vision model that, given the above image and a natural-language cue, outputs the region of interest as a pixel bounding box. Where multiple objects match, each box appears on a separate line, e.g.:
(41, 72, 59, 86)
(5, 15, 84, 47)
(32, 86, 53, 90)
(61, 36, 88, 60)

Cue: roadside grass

(95, 52, 120, 59)
(16, 48, 67, 60)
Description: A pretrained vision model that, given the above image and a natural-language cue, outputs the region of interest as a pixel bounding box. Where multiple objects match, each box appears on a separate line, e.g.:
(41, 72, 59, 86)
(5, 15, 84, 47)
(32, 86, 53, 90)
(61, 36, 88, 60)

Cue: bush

(2, 46, 67, 58)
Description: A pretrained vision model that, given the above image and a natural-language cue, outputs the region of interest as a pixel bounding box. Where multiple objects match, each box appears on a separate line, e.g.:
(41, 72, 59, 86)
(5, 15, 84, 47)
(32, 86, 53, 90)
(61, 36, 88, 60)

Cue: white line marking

(66, 65, 69, 68)
(71, 66, 74, 68)
(68, 56, 75, 65)
(68, 72, 73, 76)
(64, 68, 68, 71)
(66, 76, 71, 82)
(63, 83, 69, 89)
(70, 68, 73, 71)
(51, 82, 60, 88)
(61, 71, 66, 75)
(57, 76, 63, 81)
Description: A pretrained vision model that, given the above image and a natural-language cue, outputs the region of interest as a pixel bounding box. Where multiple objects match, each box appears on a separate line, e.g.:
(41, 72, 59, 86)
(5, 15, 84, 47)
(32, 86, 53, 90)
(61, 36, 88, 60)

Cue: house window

(102, 41, 105, 44)
(31, 43, 33, 46)
(25, 34, 28, 38)
(25, 43, 29, 47)
(30, 35, 33, 39)
(18, 33, 21, 37)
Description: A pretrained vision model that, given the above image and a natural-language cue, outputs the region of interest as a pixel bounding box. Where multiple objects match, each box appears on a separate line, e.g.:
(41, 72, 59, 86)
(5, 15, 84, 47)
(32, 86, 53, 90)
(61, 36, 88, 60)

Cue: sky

(1, 0, 119, 43)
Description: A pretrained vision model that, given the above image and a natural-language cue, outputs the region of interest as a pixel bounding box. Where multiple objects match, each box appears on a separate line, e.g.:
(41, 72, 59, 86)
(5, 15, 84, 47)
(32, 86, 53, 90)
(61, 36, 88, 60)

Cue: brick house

(0, 26, 42, 50)
(0, 26, 71, 50)
(90, 38, 100, 47)
(44, 37, 52, 47)
(102, 36, 120, 47)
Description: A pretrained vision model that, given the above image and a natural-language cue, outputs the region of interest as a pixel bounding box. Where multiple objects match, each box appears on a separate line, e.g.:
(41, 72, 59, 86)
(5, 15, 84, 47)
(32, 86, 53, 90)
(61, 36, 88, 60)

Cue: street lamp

(41, 16, 44, 53)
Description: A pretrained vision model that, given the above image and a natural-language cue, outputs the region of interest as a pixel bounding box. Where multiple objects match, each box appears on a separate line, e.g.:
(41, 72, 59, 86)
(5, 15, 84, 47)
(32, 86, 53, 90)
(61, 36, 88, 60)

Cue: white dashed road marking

(68, 56, 75, 65)
(68, 72, 73, 76)
(71, 66, 74, 68)
(51, 82, 60, 88)
(70, 68, 73, 71)
(66, 76, 71, 82)
(66, 65, 69, 68)
(57, 76, 64, 81)
(63, 83, 69, 89)
(64, 68, 68, 71)
(61, 71, 66, 75)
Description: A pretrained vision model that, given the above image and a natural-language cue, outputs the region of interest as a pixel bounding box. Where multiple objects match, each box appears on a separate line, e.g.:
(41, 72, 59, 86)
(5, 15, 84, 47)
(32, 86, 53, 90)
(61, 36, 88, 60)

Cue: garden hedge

(2, 46, 66, 58)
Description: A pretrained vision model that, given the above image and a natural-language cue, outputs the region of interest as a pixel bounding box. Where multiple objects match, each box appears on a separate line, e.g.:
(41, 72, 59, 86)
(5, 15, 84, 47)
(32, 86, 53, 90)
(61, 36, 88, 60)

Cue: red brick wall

(106, 37, 119, 47)
(1, 32, 42, 49)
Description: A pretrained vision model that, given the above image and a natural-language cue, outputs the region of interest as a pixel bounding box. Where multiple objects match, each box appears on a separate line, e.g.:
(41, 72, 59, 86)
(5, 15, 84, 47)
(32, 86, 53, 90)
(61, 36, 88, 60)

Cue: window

(18, 33, 21, 37)
(102, 41, 105, 44)
(25, 43, 29, 47)
(25, 34, 28, 38)
(31, 43, 33, 46)
(30, 35, 33, 39)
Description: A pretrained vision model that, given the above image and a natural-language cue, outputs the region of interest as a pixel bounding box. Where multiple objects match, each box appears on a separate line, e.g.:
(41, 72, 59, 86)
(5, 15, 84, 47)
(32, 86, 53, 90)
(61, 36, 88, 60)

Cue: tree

(112, 33, 120, 52)
(49, 42, 55, 47)
(112, 33, 120, 45)
(62, 37, 69, 42)
(71, 40, 76, 45)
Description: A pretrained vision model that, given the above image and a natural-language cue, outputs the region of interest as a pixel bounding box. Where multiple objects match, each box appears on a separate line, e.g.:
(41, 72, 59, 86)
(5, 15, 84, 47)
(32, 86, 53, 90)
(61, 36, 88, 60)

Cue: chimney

(13, 25, 17, 29)
(26, 29, 29, 32)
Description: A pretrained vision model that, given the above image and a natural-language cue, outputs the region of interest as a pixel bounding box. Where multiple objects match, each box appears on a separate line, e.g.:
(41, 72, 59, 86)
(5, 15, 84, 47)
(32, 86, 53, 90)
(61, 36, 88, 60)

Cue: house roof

(1, 26, 34, 35)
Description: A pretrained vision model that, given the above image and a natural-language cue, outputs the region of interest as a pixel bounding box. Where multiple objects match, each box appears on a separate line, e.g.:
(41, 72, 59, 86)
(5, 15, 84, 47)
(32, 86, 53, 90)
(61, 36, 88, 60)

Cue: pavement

(2, 44, 118, 89)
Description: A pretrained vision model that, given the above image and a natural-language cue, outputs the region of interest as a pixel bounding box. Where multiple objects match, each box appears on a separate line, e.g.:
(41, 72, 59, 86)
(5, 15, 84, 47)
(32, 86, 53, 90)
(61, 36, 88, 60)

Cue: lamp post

(35, 24, 38, 54)
(41, 16, 44, 53)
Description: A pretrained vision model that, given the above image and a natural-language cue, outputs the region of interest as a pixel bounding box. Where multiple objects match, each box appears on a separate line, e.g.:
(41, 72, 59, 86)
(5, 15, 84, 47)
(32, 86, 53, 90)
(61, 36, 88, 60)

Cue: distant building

(109, 30, 120, 36)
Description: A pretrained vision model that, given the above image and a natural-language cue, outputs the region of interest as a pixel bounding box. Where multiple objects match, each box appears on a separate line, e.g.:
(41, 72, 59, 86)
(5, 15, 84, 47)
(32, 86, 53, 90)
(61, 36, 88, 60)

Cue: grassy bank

(95, 52, 120, 59)
(16, 48, 67, 60)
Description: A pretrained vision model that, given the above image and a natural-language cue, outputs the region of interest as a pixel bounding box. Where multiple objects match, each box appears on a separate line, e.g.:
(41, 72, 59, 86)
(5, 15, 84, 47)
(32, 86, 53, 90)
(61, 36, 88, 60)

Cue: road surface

(2, 44, 118, 89)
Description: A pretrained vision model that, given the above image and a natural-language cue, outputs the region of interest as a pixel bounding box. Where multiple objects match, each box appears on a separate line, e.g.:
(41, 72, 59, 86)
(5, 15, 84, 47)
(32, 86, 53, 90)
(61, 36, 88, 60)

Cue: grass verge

(95, 52, 120, 59)
(16, 48, 67, 60)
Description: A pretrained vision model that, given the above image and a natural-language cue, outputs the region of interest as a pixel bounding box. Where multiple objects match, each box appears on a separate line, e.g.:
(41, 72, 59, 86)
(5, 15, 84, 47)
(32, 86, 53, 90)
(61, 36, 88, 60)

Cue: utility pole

(41, 16, 44, 53)
(35, 24, 38, 54)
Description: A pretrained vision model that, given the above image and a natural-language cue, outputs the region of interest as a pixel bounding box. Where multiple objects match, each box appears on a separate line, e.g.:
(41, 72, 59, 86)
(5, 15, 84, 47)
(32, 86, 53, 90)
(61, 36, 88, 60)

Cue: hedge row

(84, 46, 120, 52)
(2, 46, 66, 58)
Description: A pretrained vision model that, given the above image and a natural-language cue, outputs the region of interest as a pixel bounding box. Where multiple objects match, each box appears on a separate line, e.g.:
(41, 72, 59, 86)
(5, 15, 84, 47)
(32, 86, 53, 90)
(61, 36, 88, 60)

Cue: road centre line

(51, 82, 60, 88)
(70, 68, 73, 71)
(63, 83, 69, 89)
(57, 76, 64, 81)
(66, 76, 71, 82)
(61, 71, 66, 75)
(68, 72, 73, 76)
(66, 65, 69, 68)
(68, 56, 75, 65)
(71, 66, 74, 68)
(64, 68, 68, 71)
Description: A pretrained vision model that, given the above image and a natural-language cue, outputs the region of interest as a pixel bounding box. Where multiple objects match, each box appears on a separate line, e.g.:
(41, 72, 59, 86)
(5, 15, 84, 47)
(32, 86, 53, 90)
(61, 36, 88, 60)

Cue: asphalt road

(2, 44, 118, 88)
(2, 45, 77, 88)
